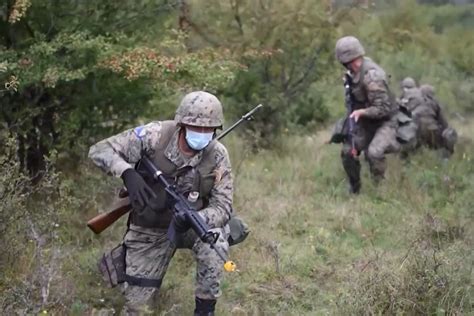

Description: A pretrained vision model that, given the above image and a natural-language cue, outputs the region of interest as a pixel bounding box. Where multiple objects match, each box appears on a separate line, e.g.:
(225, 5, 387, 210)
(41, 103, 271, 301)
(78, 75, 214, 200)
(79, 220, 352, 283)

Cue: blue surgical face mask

(185, 128, 214, 151)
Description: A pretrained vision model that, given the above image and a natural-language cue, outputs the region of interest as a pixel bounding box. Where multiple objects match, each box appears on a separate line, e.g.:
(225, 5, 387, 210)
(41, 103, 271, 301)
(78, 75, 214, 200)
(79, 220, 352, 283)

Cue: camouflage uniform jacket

(418, 94, 449, 131)
(350, 57, 398, 122)
(399, 87, 425, 113)
(88, 120, 233, 229)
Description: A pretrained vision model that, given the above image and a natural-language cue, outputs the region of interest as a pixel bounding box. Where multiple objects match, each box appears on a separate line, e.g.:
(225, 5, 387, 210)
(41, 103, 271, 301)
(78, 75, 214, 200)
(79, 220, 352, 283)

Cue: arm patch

(133, 126, 146, 139)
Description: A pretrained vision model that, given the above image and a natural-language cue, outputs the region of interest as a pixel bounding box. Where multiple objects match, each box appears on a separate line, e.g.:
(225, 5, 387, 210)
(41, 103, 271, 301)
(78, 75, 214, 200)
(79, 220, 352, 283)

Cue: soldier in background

(418, 84, 457, 157)
(397, 77, 425, 157)
(399, 77, 426, 114)
(334, 36, 400, 193)
(89, 91, 233, 315)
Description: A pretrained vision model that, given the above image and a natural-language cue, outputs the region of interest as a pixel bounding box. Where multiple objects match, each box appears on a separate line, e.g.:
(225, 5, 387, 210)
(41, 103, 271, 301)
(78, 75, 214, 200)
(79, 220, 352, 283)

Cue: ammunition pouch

(329, 117, 348, 144)
(98, 243, 162, 288)
(98, 244, 126, 287)
(395, 111, 417, 144)
(173, 213, 250, 249)
(228, 215, 250, 246)
(441, 127, 457, 151)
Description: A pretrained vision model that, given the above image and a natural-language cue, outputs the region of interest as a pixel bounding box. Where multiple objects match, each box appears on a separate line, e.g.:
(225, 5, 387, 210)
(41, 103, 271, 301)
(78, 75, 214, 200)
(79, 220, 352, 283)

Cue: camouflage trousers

(121, 224, 230, 315)
(402, 118, 457, 158)
(341, 119, 400, 191)
(418, 123, 456, 155)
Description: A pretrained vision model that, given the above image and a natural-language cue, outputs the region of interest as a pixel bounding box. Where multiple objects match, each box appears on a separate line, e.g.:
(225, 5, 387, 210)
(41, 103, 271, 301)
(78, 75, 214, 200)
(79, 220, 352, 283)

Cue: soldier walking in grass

(89, 91, 233, 315)
(334, 36, 400, 193)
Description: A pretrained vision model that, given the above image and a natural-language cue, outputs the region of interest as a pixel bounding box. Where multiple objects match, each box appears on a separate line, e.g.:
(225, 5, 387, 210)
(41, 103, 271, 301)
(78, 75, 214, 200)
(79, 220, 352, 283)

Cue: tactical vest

(413, 96, 437, 121)
(130, 120, 218, 228)
(350, 58, 396, 117)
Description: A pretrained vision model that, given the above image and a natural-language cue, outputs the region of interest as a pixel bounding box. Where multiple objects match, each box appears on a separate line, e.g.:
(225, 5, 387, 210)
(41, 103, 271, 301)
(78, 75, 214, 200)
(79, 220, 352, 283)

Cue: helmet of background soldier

(335, 36, 365, 64)
(420, 84, 435, 97)
(401, 77, 416, 89)
(175, 91, 224, 128)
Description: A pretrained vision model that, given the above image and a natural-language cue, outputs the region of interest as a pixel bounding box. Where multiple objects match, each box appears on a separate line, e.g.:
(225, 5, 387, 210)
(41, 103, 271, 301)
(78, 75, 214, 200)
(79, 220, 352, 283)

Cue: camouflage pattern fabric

(403, 86, 456, 155)
(399, 87, 424, 112)
(175, 91, 224, 128)
(340, 57, 399, 191)
(88, 121, 233, 229)
(88, 120, 233, 314)
(401, 77, 416, 89)
(121, 224, 230, 315)
(347, 59, 397, 114)
(396, 87, 423, 157)
(441, 127, 457, 155)
(335, 36, 365, 64)
(341, 119, 400, 185)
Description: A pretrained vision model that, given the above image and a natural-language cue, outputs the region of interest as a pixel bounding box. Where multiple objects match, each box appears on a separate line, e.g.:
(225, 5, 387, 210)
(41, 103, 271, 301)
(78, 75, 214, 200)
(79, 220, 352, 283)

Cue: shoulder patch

(133, 126, 146, 139)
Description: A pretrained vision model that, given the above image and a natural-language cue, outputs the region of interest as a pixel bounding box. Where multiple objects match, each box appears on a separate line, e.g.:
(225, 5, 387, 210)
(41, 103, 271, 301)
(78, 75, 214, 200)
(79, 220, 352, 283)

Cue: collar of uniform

(351, 57, 367, 84)
(164, 129, 203, 168)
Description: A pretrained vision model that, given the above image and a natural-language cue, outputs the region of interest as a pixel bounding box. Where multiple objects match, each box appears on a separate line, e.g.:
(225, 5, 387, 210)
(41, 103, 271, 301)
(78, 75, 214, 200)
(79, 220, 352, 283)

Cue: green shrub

(339, 214, 472, 315)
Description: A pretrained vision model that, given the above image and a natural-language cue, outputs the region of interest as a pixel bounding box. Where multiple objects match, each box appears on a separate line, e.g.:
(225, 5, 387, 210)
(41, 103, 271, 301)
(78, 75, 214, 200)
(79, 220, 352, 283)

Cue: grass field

(1, 121, 472, 315)
(83, 121, 472, 315)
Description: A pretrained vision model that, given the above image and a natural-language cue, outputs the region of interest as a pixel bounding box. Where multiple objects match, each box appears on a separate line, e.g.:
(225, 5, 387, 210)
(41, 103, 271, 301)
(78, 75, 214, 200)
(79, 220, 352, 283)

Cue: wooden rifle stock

(87, 196, 132, 234)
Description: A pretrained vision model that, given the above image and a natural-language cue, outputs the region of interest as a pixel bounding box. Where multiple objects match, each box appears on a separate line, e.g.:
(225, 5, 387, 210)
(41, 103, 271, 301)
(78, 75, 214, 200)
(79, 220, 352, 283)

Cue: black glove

(173, 213, 189, 233)
(173, 202, 190, 233)
(121, 169, 156, 209)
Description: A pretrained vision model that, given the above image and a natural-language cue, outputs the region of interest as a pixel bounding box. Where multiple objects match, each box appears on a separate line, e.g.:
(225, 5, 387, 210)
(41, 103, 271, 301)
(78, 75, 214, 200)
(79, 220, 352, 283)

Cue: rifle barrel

(217, 104, 263, 140)
(86, 103, 263, 235)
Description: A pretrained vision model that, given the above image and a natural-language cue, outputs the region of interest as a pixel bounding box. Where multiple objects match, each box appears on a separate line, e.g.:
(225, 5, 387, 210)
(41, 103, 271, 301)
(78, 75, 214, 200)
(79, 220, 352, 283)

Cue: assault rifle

(139, 155, 235, 270)
(87, 104, 263, 235)
(344, 72, 358, 157)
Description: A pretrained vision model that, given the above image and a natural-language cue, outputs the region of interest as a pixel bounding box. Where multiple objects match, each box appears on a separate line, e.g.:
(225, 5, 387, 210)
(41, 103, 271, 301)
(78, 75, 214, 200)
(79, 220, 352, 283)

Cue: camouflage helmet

(402, 77, 416, 89)
(420, 84, 435, 97)
(335, 36, 365, 64)
(175, 91, 224, 128)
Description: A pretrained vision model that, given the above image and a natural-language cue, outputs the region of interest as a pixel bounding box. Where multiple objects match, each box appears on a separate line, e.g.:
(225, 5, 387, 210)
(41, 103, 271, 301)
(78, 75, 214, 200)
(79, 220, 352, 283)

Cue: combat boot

(341, 150, 361, 194)
(194, 297, 216, 316)
(349, 178, 361, 194)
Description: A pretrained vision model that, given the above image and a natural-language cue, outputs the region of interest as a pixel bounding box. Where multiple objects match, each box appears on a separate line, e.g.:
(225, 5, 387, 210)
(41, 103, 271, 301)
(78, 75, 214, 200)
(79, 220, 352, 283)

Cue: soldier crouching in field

(89, 91, 233, 315)
(334, 36, 400, 193)
(417, 84, 457, 157)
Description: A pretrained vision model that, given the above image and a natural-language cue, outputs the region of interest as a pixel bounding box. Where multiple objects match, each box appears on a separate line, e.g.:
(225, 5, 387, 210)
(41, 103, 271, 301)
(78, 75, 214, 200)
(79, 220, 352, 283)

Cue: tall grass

(1, 120, 472, 314)
(100, 121, 474, 314)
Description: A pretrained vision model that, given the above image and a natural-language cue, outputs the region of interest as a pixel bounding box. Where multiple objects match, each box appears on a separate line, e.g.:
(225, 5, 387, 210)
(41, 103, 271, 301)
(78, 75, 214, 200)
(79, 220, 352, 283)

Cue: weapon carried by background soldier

(88, 92, 260, 315)
(399, 78, 457, 158)
(87, 103, 263, 235)
(331, 36, 401, 194)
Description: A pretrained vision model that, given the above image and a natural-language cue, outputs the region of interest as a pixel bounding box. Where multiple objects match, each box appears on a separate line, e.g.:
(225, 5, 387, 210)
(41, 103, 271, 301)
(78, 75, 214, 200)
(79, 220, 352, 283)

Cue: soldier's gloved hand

(173, 209, 189, 233)
(121, 169, 156, 209)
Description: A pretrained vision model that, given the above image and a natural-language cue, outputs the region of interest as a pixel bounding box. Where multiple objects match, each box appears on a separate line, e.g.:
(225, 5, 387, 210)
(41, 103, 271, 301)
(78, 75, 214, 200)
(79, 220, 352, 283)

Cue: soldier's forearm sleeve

(88, 123, 162, 177)
(88, 130, 140, 177)
(364, 88, 393, 119)
(199, 155, 233, 229)
(363, 70, 394, 120)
